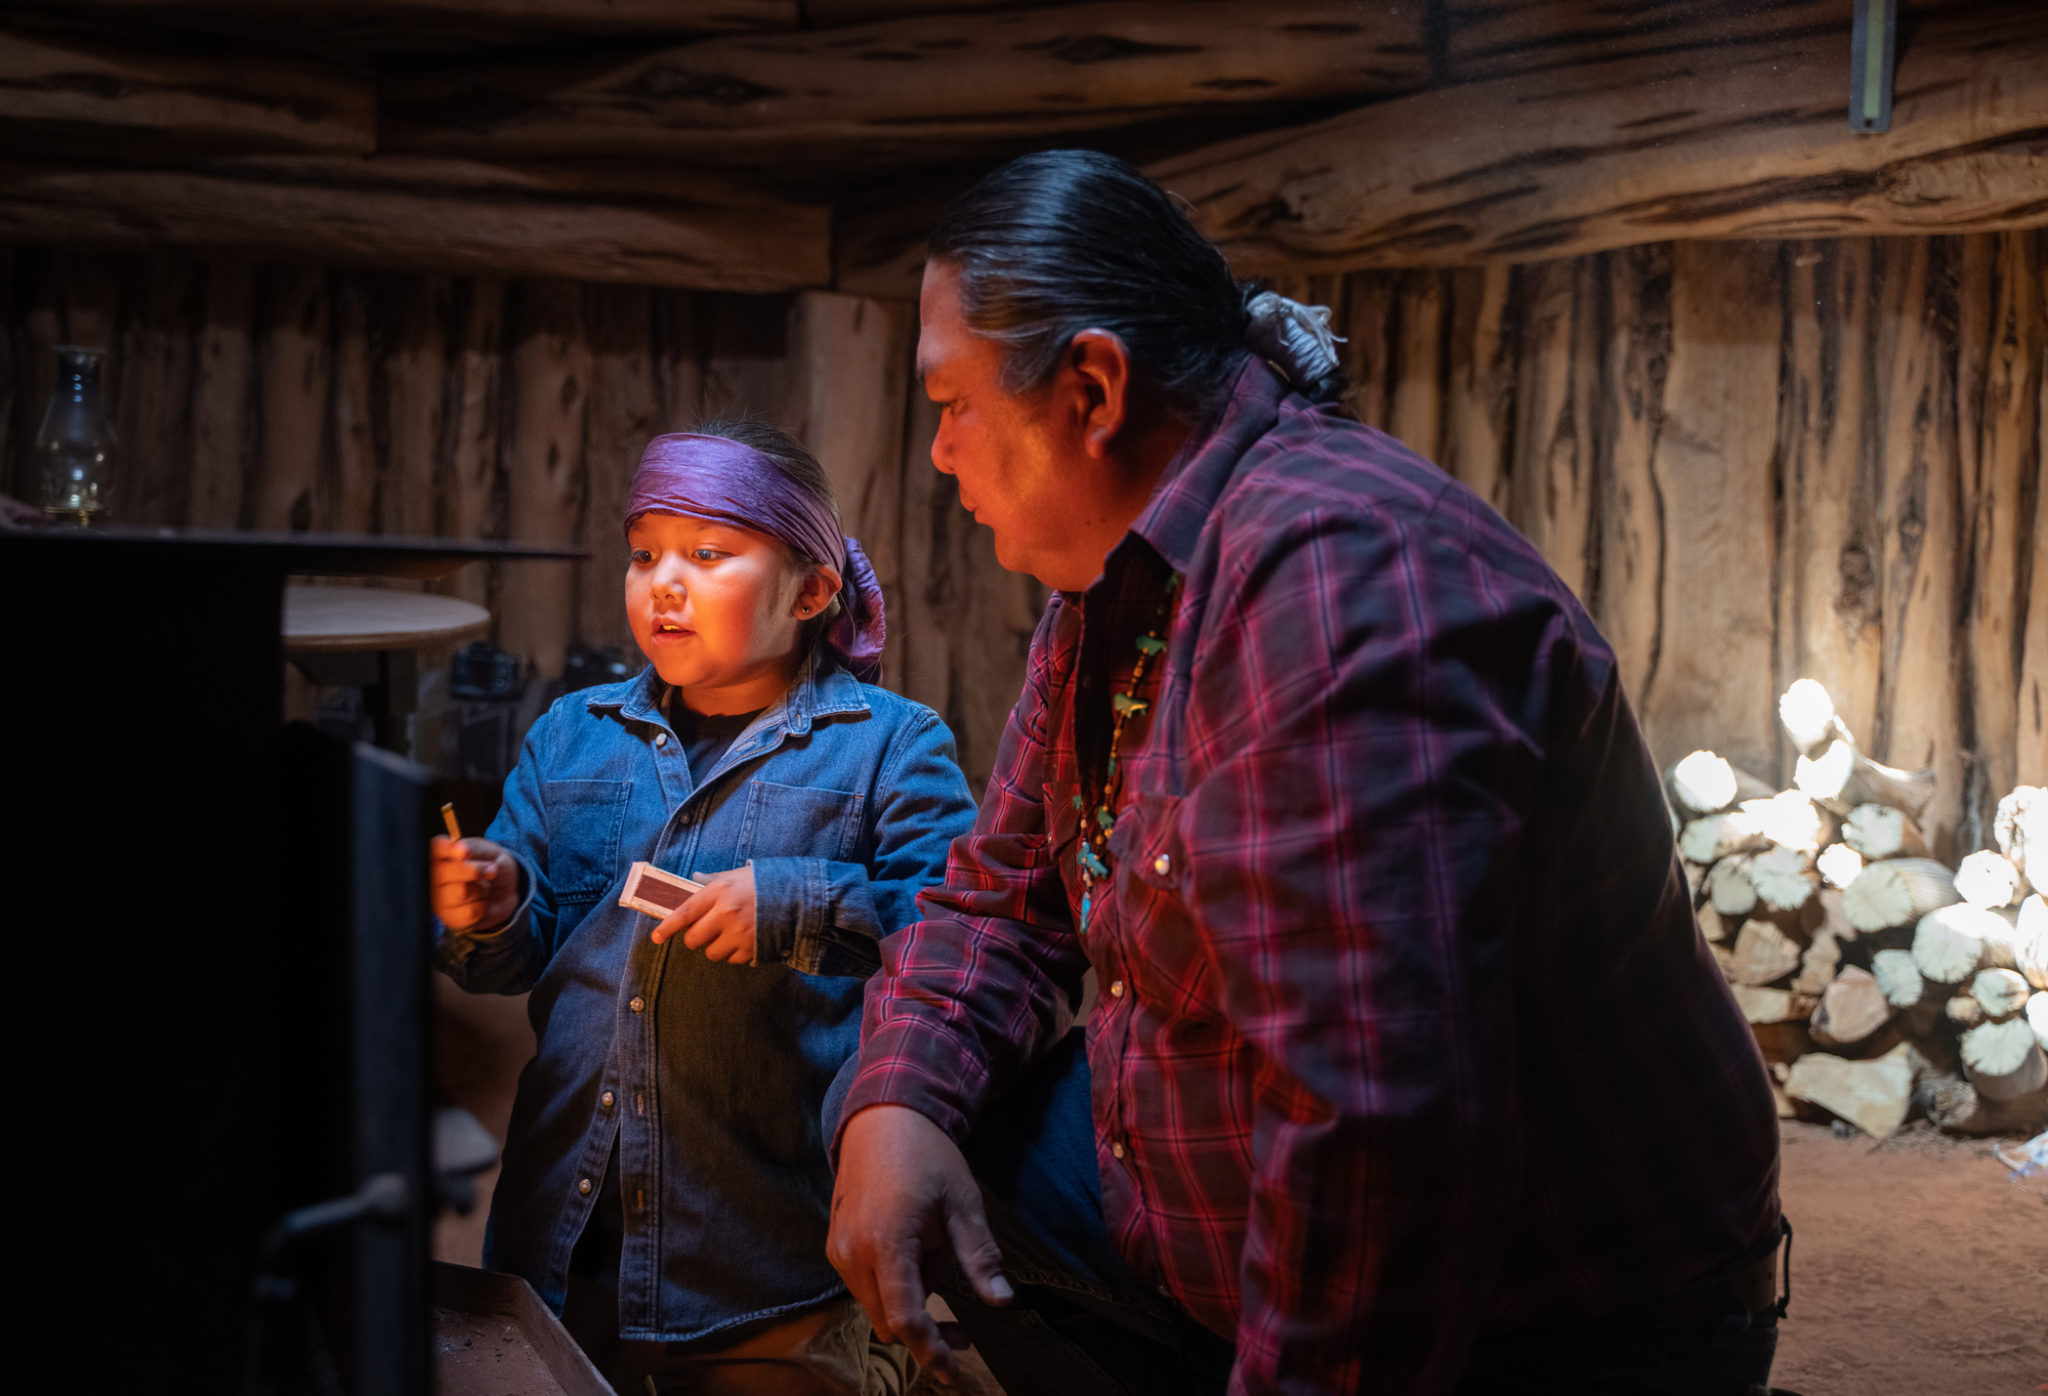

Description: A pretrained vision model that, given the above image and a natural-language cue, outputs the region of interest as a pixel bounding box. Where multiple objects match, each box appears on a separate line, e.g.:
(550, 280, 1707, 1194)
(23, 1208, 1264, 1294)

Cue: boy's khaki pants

(563, 1283, 912, 1396)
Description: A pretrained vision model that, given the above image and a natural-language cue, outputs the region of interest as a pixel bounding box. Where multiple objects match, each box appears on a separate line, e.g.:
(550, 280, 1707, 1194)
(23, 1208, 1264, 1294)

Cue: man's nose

(930, 421, 956, 476)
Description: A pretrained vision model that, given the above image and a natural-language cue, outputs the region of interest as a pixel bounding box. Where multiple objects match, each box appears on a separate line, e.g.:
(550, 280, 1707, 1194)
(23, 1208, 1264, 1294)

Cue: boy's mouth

(651, 617, 693, 639)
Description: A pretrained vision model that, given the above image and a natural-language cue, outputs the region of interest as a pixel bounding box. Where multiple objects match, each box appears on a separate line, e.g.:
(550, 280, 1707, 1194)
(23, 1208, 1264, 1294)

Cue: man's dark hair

(927, 150, 1269, 416)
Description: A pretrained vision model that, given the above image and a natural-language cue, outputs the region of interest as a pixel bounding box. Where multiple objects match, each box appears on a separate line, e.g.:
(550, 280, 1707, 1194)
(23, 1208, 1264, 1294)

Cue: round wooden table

(284, 584, 491, 752)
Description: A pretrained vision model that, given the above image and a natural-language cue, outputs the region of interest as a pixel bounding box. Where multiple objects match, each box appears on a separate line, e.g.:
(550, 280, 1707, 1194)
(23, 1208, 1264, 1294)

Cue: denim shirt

(433, 651, 976, 1340)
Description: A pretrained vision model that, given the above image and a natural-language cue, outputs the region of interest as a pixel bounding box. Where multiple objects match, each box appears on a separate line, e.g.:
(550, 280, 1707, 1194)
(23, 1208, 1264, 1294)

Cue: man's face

(917, 260, 1102, 591)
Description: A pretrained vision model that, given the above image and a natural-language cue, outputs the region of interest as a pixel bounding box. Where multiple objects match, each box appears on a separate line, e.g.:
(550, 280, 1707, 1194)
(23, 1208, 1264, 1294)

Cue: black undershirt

(670, 698, 763, 789)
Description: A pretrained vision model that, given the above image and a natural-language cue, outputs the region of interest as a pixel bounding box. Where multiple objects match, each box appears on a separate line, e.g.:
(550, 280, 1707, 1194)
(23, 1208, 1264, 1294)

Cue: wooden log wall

(1281, 228, 2045, 859)
(5, 230, 2040, 850)
(0, 244, 1043, 793)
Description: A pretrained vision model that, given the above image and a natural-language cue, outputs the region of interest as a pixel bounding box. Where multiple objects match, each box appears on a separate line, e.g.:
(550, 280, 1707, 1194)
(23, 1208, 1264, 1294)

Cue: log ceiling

(0, 0, 2042, 294)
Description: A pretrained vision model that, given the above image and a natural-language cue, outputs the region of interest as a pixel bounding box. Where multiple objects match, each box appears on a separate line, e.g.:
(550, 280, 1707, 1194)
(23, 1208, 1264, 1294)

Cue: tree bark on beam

(0, 156, 829, 293)
(1149, 3, 2048, 275)
(379, 1, 1429, 166)
(32, 0, 797, 37)
(801, 0, 1024, 22)
(1437, 0, 1957, 83)
(0, 27, 373, 154)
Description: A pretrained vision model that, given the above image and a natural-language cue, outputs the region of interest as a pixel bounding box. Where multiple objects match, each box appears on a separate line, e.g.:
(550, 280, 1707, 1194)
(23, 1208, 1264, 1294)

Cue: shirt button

(600, 1091, 615, 1109)
(1111, 1141, 1125, 1160)
(1153, 853, 1172, 877)
(629, 997, 645, 1014)
(1109, 980, 1125, 998)
(1159, 1286, 1172, 1298)
(578, 1178, 593, 1196)
(654, 732, 668, 748)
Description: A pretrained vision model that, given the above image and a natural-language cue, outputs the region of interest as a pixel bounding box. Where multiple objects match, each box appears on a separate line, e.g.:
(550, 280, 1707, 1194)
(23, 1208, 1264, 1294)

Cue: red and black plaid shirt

(842, 360, 1781, 1394)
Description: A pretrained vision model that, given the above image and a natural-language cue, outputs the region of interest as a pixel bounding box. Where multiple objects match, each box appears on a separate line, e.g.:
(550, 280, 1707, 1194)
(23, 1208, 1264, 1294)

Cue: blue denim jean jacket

(433, 651, 976, 1340)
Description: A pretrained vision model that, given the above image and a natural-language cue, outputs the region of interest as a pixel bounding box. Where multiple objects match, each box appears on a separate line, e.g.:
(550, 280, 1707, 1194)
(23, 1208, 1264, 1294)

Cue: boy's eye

(630, 548, 652, 564)
(692, 548, 723, 562)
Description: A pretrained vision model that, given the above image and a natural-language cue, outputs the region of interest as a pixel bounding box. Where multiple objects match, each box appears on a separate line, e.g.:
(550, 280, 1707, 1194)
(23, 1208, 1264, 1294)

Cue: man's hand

(827, 1104, 1012, 1385)
(430, 835, 518, 932)
(650, 865, 758, 962)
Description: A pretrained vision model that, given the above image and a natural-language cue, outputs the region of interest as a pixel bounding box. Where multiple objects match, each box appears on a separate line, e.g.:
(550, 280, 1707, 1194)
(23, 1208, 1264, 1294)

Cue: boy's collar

(593, 647, 870, 734)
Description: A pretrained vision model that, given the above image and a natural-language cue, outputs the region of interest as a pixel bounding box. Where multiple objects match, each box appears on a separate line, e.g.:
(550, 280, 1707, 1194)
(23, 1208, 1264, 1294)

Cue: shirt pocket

(543, 778, 631, 903)
(1112, 789, 1222, 1025)
(738, 780, 866, 863)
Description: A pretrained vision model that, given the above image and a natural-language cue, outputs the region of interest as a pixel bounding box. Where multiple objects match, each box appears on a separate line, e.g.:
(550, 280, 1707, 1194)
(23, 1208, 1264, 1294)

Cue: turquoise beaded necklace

(1077, 573, 1181, 929)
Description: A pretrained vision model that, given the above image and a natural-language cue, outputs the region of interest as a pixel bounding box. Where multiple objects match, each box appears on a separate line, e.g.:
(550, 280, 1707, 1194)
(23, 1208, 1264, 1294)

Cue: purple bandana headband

(626, 433, 886, 684)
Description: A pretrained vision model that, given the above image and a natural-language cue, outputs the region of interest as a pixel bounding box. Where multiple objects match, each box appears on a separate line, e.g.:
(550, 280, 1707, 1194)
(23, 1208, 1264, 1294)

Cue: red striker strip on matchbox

(619, 862, 704, 918)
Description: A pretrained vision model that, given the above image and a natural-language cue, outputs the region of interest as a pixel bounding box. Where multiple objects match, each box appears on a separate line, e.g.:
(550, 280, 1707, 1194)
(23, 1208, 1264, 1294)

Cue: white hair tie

(1243, 291, 1344, 389)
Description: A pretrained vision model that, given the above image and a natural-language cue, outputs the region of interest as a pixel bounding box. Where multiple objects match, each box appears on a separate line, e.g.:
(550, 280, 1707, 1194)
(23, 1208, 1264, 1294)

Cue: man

(825, 150, 1784, 1395)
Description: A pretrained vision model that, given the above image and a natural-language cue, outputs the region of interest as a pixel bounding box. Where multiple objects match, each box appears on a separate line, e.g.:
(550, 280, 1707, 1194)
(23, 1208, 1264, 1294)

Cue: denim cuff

(748, 856, 826, 966)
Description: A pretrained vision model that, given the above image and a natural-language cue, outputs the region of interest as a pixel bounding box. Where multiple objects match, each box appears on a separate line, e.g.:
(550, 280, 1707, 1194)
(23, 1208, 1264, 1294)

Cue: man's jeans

(825, 1031, 1234, 1396)
(824, 1031, 1783, 1396)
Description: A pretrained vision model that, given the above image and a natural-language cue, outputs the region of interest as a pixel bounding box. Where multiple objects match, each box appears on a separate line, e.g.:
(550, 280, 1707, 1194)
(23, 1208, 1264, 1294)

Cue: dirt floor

(1769, 1121, 2045, 1395)
(433, 982, 2047, 1395)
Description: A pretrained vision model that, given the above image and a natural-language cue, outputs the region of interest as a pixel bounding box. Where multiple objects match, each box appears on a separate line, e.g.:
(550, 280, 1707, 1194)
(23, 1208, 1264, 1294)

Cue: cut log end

(1912, 902, 2019, 984)
(1845, 858, 1959, 933)
(1749, 845, 1819, 913)
(1993, 786, 2046, 892)
(1729, 917, 1803, 987)
(1953, 849, 2023, 908)
(1871, 947, 1927, 1009)
(1809, 966, 1892, 1048)
(1816, 842, 1865, 891)
(1667, 749, 1738, 816)
(1842, 803, 1927, 861)
(1730, 984, 1818, 1024)
(1742, 791, 1829, 854)
(1786, 1047, 1913, 1139)
(1777, 678, 1841, 757)
(1958, 1017, 2048, 1101)
(1707, 854, 1760, 918)
(1681, 811, 1770, 866)
(1970, 967, 2032, 1020)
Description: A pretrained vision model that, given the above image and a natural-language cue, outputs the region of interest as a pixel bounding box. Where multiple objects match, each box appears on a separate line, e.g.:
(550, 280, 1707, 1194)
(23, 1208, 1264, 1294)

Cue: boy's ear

(794, 566, 840, 618)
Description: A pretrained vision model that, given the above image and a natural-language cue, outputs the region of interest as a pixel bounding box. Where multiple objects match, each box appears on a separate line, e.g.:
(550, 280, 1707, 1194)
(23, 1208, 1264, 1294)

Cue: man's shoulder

(1203, 401, 1609, 665)
(1213, 402, 1530, 571)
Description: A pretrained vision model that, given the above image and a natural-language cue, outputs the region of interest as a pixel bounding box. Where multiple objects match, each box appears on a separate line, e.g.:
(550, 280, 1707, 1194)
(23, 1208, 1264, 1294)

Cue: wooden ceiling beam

(1441, 0, 1869, 83)
(0, 155, 830, 292)
(0, 27, 375, 154)
(1150, 2, 2048, 275)
(378, 1, 1429, 166)
(24, 1, 799, 38)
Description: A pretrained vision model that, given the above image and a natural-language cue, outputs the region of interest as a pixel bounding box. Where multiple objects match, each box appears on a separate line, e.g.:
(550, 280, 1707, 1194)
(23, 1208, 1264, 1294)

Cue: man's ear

(1065, 329, 1132, 460)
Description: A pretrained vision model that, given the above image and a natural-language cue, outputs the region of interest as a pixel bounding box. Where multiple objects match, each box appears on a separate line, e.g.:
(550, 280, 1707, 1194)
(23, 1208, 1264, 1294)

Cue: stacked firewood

(1673, 679, 2048, 1140)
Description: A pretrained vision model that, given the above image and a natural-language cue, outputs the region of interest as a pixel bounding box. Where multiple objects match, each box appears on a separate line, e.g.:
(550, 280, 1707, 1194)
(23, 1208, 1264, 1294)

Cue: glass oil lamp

(37, 346, 117, 525)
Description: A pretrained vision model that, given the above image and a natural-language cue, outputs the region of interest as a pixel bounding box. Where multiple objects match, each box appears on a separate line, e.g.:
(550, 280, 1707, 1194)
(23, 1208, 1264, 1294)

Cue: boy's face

(625, 512, 810, 712)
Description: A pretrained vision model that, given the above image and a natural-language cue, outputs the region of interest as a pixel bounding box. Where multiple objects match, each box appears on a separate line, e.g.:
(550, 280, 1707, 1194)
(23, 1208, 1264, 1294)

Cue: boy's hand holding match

(650, 866, 758, 965)
(431, 834, 519, 932)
